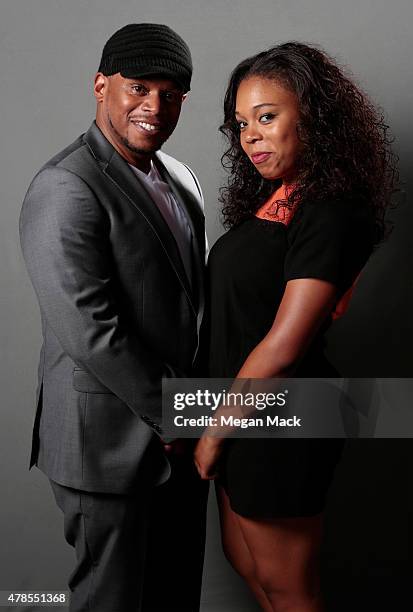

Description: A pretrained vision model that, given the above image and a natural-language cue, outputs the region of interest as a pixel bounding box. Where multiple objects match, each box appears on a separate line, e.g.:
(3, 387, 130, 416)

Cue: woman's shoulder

(290, 193, 374, 231)
(298, 192, 370, 213)
(284, 193, 376, 290)
(286, 193, 377, 263)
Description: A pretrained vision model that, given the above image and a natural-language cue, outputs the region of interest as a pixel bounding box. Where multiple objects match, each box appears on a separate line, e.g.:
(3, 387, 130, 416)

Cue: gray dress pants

(50, 451, 209, 612)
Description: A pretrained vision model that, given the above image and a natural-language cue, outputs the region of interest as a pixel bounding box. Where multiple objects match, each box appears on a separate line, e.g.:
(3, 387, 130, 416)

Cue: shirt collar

(129, 159, 164, 185)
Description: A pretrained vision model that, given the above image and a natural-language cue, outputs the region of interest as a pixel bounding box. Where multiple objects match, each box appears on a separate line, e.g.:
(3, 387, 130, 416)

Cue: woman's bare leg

(237, 511, 324, 612)
(216, 484, 273, 611)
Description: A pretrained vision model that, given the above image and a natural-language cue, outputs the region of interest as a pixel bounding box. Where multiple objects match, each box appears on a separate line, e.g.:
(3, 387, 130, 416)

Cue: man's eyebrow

(125, 79, 181, 92)
(235, 103, 280, 116)
(124, 80, 147, 87)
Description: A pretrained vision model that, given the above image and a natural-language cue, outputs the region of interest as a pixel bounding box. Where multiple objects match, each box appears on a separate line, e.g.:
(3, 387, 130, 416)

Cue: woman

(195, 42, 397, 611)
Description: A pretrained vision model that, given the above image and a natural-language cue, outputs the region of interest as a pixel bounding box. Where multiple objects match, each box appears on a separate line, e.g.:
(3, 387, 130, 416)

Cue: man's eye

(131, 85, 147, 94)
(162, 92, 179, 102)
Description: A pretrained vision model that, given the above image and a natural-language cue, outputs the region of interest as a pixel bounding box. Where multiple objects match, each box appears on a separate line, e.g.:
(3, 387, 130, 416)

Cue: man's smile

(131, 120, 163, 134)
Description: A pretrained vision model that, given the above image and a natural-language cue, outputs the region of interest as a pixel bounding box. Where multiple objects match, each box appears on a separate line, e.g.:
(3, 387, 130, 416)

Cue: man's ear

(94, 73, 107, 103)
(182, 92, 188, 103)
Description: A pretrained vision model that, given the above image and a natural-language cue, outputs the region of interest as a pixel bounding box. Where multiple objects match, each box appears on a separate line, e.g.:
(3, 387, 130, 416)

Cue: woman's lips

(251, 152, 272, 164)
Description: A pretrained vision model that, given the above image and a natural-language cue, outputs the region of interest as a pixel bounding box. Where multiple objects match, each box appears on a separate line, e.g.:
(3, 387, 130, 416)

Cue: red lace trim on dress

(255, 183, 297, 226)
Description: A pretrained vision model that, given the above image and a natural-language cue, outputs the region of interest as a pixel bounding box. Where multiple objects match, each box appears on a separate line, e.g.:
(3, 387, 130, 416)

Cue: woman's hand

(194, 436, 224, 480)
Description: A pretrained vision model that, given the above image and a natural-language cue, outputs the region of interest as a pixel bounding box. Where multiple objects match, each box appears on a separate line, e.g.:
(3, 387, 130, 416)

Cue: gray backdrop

(1, 1, 412, 610)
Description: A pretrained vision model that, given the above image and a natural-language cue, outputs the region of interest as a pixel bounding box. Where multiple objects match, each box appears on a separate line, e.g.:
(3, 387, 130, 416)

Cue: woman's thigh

(236, 511, 324, 593)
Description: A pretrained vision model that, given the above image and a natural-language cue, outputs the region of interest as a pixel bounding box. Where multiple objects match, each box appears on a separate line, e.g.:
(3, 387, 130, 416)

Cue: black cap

(98, 23, 192, 92)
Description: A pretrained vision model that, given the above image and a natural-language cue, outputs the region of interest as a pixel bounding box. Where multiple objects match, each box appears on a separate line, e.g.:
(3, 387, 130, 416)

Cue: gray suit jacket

(19, 121, 206, 493)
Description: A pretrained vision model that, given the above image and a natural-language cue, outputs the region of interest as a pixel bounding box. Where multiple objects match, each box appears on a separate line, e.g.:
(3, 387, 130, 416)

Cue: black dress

(207, 197, 375, 518)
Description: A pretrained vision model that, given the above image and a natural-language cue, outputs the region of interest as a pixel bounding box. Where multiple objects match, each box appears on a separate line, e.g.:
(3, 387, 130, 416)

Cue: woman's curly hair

(220, 42, 398, 243)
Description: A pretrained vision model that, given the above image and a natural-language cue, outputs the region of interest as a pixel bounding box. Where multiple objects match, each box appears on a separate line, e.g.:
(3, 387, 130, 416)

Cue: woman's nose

(244, 125, 262, 143)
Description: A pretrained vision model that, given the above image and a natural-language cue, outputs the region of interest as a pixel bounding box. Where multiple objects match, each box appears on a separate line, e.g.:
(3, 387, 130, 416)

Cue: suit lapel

(153, 154, 205, 320)
(83, 122, 196, 315)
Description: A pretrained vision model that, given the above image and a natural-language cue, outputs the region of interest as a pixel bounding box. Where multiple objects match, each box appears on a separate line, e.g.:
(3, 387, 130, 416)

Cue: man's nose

(141, 93, 162, 115)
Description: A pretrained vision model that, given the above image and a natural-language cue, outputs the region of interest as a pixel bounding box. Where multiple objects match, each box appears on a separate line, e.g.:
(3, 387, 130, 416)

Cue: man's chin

(122, 136, 165, 156)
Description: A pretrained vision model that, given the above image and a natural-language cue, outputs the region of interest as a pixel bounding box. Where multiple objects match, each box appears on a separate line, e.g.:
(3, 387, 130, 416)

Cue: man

(19, 23, 208, 612)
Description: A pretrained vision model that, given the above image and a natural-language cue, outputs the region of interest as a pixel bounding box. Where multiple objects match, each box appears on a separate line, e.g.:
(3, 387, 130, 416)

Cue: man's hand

(194, 436, 224, 480)
(163, 439, 187, 456)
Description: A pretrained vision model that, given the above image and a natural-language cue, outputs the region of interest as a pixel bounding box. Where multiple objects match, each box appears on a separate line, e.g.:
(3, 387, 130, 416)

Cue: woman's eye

(260, 113, 275, 123)
(237, 121, 247, 130)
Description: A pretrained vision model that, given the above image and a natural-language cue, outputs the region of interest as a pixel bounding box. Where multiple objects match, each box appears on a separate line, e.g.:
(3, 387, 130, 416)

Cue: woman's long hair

(220, 42, 398, 242)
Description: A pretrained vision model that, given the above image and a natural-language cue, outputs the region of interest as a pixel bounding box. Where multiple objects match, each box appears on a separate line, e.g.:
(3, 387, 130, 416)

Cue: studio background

(1, 1, 412, 610)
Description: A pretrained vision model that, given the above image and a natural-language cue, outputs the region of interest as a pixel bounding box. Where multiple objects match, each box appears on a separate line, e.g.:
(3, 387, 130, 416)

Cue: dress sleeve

(284, 198, 375, 292)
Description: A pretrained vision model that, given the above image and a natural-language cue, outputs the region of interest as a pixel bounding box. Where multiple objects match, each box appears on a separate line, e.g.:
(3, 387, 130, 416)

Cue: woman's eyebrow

(235, 103, 281, 115)
(253, 102, 281, 109)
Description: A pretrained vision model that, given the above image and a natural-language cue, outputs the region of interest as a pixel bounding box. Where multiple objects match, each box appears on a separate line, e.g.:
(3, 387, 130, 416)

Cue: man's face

(94, 73, 186, 170)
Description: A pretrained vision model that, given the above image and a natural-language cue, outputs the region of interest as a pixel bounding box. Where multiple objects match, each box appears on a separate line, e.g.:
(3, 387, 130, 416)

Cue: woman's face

(235, 76, 302, 184)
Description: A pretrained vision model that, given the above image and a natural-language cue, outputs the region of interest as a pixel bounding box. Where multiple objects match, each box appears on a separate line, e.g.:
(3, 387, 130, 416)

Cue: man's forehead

(113, 73, 183, 91)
